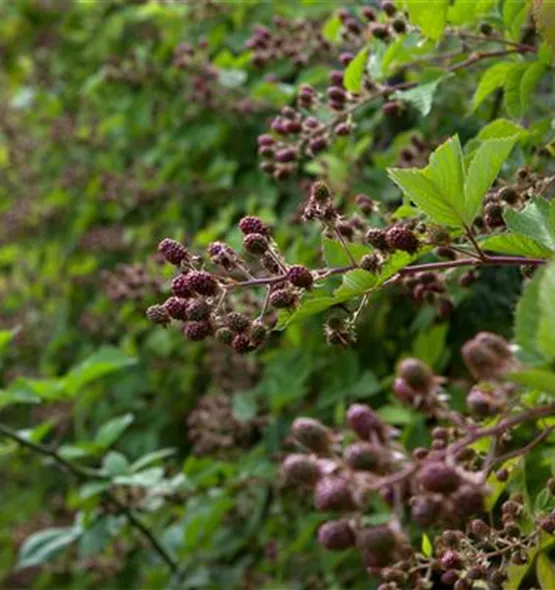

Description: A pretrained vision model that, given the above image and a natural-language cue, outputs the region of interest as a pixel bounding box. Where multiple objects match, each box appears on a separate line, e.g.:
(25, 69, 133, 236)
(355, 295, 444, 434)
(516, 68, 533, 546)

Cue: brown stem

(464, 224, 486, 260)
(0, 423, 179, 575)
(487, 427, 554, 474)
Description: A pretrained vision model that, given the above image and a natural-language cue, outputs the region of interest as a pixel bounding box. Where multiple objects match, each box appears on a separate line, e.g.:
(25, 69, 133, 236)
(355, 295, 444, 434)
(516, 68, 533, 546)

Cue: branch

(0, 423, 179, 575)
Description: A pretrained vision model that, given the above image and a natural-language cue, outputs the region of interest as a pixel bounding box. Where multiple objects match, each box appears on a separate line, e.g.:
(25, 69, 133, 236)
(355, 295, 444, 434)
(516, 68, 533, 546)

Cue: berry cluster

(280, 333, 555, 585)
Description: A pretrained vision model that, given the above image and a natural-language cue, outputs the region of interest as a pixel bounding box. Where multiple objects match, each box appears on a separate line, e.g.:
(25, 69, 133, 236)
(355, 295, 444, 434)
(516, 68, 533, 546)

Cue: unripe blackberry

(436, 246, 456, 260)
(410, 495, 441, 527)
(360, 253, 382, 273)
(270, 288, 296, 309)
(366, 228, 389, 250)
(381, 0, 397, 16)
(186, 299, 211, 321)
(335, 122, 351, 136)
(311, 181, 331, 202)
(371, 23, 390, 39)
(391, 17, 407, 34)
(440, 571, 458, 585)
(164, 296, 188, 320)
(287, 265, 313, 289)
(382, 100, 401, 117)
(183, 320, 211, 341)
(244, 233, 268, 255)
(495, 468, 509, 482)
(357, 525, 397, 554)
(355, 194, 373, 215)
(436, 298, 454, 320)
(228, 332, 249, 353)
(427, 225, 450, 246)
(470, 519, 489, 536)
(207, 241, 236, 269)
(188, 271, 218, 296)
(346, 403, 386, 442)
(261, 252, 280, 274)
(339, 52, 354, 66)
(397, 358, 434, 392)
(329, 70, 344, 86)
(362, 6, 376, 21)
(292, 417, 331, 453)
(498, 186, 519, 204)
(336, 220, 354, 241)
(386, 225, 419, 254)
(418, 462, 460, 494)
(215, 326, 233, 345)
(227, 311, 251, 333)
(441, 551, 462, 570)
(467, 565, 486, 580)
(459, 270, 478, 287)
(479, 21, 493, 35)
(172, 274, 194, 298)
(310, 136, 328, 154)
(250, 321, 267, 346)
(257, 134, 274, 146)
(327, 86, 346, 102)
(462, 332, 511, 380)
(489, 570, 508, 585)
(455, 579, 471, 590)
(282, 453, 320, 486)
(314, 476, 355, 511)
(146, 304, 170, 326)
(453, 485, 485, 517)
(239, 216, 268, 236)
(318, 520, 355, 551)
(275, 147, 297, 163)
(158, 238, 188, 265)
(344, 442, 381, 471)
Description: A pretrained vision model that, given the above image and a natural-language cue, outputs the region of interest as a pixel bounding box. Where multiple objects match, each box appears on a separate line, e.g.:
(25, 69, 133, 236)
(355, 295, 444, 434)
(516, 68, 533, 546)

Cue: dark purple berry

(183, 320, 211, 341)
(344, 442, 380, 471)
(318, 520, 355, 551)
(164, 296, 188, 320)
(386, 225, 419, 254)
(187, 271, 218, 296)
(346, 404, 386, 442)
(239, 216, 268, 236)
(171, 274, 193, 298)
(292, 417, 330, 453)
(186, 299, 211, 321)
(418, 462, 460, 494)
(357, 525, 397, 554)
(453, 485, 485, 517)
(227, 311, 251, 333)
(244, 233, 269, 255)
(287, 265, 313, 289)
(270, 288, 296, 309)
(158, 238, 188, 265)
(366, 228, 389, 251)
(282, 454, 320, 486)
(314, 476, 355, 511)
(146, 304, 170, 326)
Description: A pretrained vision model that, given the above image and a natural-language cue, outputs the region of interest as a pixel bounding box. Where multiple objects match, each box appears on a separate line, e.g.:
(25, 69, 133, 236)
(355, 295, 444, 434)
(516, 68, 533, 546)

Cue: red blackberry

(239, 216, 268, 236)
(158, 238, 188, 265)
(243, 233, 268, 255)
(311, 180, 331, 202)
(186, 299, 211, 321)
(318, 520, 355, 551)
(292, 417, 330, 453)
(365, 228, 389, 251)
(231, 333, 251, 354)
(171, 274, 193, 298)
(227, 312, 251, 333)
(270, 288, 296, 309)
(386, 225, 419, 254)
(187, 271, 218, 296)
(146, 304, 170, 326)
(282, 454, 320, 486)
(418, 462, 460, 494)
(314, 476, 355, 512)
(164, 296, 188, 320)
(183, 321, 211, 341)
(287, 265, 313, 289)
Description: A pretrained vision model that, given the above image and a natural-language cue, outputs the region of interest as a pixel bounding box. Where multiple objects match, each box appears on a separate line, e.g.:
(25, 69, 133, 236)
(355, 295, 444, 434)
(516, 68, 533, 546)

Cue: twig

(0, 423, 179, 575)
(487, 427, 555, 474)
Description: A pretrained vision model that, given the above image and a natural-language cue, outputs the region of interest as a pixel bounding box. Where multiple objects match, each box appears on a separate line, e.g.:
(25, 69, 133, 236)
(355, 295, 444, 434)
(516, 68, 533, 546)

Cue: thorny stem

(0, 423, 180, 575)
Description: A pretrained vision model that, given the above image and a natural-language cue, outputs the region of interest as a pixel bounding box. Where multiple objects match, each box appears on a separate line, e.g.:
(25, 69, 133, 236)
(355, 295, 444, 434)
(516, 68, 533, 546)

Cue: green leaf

(334, 269, 378, 299)
(392, 75, 447, 116)
(412, 323, 448, 369)
(344, 46, 369, 93)
(507, 369, 555, 396)
(421, 533, 432, 557)
(472, 61, 517, 111)
(504, 62, 528, 118)
(537, 552, 555, 589)
(101, 451, 130, 476)
(481, 233, 552, 258)
(520, 62, 547, 114)
(322, 13, 342, 44)
(94, 414, 134, 448)
(388, 167, 462, 227)
(404, 0, 448, 40)
(62, 347, 137, 396)
(515, 268, 546, 363)
(322, 237, 371, 267)
(463, 135, 518, 223)
(476, 118, 529, 141)
(129, 448, 176, 473)
(533, 0, 555, 51)
(276, 296, 338, 329)
(504, 197, 555, 252)
(0, 329, 15, 357)
(503, 0, 530, 40)
(113, 467, 164, 487)
(17, 526, 81, 569)
(538, 261, 555, 360)
(232, 391, 258, 422)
